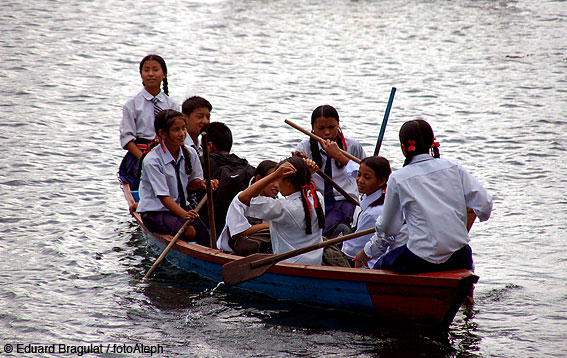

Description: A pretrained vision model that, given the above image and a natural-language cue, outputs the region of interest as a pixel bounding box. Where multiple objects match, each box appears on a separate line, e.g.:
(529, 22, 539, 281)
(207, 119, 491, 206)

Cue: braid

(314, 192, 325, 229)
(181, 145, 193, 175)
(334, 128, 346, 169)
(162, 77, 169, 96)
(309, 137, 323, 168)
(300, 196, 313, 235)
(400, 119, 437, 166)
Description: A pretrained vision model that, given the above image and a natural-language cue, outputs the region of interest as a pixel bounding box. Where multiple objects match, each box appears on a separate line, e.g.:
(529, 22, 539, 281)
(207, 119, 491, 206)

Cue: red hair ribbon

(301, 181, 318, 219)
(337, 128, 347, 151)
(156, 136, 166, 153)
(407, 140, 416, 152)
(432, 137, 440, 148)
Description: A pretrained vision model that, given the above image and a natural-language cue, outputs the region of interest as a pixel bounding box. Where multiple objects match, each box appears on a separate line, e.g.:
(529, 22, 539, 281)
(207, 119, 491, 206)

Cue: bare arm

(125, 141, 144, 160)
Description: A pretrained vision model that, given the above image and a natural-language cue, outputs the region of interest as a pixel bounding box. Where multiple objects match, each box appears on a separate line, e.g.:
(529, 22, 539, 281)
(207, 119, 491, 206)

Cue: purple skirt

(141, 211, 211, 247)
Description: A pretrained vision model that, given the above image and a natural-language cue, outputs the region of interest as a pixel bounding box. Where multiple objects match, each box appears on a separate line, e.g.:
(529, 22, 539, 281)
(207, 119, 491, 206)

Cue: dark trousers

(374, 244, 474, 274)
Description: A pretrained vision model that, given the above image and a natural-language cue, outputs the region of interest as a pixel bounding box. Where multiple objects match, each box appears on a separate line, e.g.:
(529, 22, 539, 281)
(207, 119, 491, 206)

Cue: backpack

(205, 153, 255, 236)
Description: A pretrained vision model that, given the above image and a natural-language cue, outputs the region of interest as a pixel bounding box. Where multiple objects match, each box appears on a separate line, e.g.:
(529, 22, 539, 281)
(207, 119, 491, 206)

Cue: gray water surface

(1, 0, 566, 357)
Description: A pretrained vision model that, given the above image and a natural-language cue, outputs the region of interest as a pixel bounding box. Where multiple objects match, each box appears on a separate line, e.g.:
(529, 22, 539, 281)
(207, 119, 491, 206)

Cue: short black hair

(182, 96, 212, 116)
(201, 122, 232, 152)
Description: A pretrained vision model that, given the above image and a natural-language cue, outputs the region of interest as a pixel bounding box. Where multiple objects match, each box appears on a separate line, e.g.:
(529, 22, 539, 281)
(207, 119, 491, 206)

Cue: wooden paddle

(201, 132, 217, 248)
(222, 227, 375, 287)
(143, 196, 208, 279)
(373, 87, 396, 156)
(285, 119, 361, 164)
(315, 168, 359, 207)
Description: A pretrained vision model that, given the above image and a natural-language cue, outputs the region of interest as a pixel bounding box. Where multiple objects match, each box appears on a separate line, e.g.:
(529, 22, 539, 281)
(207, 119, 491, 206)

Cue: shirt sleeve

(364, 231, 396, 259)
(144, 160, 171, 197)
(248, 196, 287, 222)
(376, 176, 404, 236)
(344, 160, 360, 179)
(459, 164, 493, 222)
(226, 195, 253, 237)
(119, 100, 137, 148)
(187, 147, 204, 181)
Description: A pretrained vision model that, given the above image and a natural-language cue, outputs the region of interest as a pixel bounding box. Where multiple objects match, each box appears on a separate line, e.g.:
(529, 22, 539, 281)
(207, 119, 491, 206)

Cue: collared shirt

(247, 191, 324, 265)
(137, 144, 203, 212)
(341, 189, 385, 258)
(216, 191, 252, 252)
(184, 136, 202, 156)
(119, 89, 180, 148)
(377, 154, 493, 263)
(295, 136, 365, 201)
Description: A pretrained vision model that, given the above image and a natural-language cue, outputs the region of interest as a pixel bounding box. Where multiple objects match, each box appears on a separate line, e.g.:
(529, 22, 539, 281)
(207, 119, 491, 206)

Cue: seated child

(200, 122, 255, 237)
(216, 160, 279, 256)
(238, 156, 325, 265)
(136, 110, 216, 246)
(295, 105, 366, 238)
(181, 96, 212, 156)
(367, 119, 493, 273)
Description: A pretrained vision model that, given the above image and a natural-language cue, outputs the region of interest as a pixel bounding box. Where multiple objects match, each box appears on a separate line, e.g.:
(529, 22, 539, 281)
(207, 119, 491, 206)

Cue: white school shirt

(216, 192, 253, 252)
(119, 89, 180, 148)
(377, 154, 493, 264)
(247, 191, 324, 265)
(137, 144, 203, 212)
(295, 136, 365, 201)
(341, 189, 385, 259)
(363, 223, 409, 267)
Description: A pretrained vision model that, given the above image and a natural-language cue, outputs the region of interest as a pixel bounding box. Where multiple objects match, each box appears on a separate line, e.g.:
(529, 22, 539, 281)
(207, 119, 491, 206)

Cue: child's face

(312, 116, 339, 141)
(184, 107, 211, 139)
(160, 117, 187, 148)
(356, 163, 386, 195)
(259, 168, 279, 198)
(140, 60, 165, 92)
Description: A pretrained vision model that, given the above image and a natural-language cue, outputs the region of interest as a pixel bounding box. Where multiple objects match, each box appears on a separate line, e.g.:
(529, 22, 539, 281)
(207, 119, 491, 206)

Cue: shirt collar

(157, 142, 184, 164)
(142, 88, 163, 102)
(360, 189, 384, 210)
(409, 153, 434, 165)
(284, 191, 303, 200)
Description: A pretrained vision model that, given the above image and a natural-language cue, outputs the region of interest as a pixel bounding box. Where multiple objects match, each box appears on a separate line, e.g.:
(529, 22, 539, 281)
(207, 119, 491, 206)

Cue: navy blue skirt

(373, 244, 474, 274)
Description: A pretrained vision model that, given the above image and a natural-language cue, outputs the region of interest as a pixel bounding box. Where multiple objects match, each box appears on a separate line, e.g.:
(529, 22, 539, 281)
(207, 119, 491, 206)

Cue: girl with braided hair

(295, 105, 366, 238)
(370, 119, 493, 273)
(137, 110, 217, 245)
(119, 54, 179, 190)
(238, 156, 325, 265)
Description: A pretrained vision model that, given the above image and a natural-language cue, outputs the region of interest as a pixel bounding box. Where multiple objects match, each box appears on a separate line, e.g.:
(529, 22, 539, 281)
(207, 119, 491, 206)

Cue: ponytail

(399, 119, 440, 166)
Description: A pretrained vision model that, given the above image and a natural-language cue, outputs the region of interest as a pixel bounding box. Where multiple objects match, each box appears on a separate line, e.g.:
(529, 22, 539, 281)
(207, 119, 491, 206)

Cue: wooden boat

(123, 185, 478, 330)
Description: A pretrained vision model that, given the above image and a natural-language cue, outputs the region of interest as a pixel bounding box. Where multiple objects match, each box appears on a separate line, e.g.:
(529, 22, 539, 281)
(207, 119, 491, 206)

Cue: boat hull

(124, 184, 477, 329)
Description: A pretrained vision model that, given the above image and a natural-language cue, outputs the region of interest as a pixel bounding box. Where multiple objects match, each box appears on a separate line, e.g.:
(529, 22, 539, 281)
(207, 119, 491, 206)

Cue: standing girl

(216, 160, 279, 256)
(136, 110, 213, 245)
(365, 119, 492, 273)
(119, 54, 179, 190)
(295, 105, 366, 238)
(238, 157, 325, 265)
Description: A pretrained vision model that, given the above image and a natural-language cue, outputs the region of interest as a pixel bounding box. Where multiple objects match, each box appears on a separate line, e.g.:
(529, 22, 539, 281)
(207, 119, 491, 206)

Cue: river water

(1, 0, 566, 357)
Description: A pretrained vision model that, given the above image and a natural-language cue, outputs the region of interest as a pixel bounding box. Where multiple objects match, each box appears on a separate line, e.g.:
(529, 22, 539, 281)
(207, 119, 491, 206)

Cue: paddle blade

(222, 253, 275, 287)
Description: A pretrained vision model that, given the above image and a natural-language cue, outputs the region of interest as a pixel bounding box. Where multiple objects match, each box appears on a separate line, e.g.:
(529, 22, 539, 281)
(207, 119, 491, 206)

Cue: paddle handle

(250, 227, 375, 269)
(374, 87, 396, 156)
(201, 132, 217, 249)
(143, 196, 207, 279)
(285, 119, 361, 164)
(316, 168, 359, 207)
